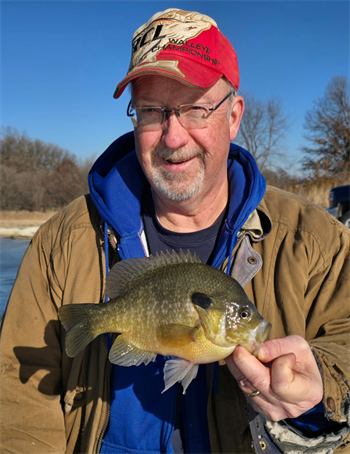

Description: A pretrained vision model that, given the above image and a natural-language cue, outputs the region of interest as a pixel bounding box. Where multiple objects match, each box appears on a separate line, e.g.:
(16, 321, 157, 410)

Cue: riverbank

(0, 210, 57, 239)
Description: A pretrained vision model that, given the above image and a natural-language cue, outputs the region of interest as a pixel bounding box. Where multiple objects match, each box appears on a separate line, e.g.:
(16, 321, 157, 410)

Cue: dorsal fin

(106, 249, 201, 299)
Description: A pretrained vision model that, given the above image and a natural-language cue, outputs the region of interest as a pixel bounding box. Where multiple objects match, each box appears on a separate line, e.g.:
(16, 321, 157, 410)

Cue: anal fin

(162, 358, 199, 395)
(109, 334, 156, 367)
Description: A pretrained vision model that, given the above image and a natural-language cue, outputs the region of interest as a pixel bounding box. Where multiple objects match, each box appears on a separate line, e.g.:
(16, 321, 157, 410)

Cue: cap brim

(113, 56, 224, 99)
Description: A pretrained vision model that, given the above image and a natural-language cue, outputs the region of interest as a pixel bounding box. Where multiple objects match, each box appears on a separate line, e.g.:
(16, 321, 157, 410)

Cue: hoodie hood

(88, 132, 147, 258)
(88, 131, 266, 267)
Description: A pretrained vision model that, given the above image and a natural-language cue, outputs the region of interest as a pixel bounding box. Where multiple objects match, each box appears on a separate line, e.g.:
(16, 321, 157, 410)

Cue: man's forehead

(131, 75, 226, 103)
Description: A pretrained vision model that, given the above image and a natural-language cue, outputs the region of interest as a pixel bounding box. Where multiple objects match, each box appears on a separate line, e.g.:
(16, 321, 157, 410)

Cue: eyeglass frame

(126, 90, 236, 128)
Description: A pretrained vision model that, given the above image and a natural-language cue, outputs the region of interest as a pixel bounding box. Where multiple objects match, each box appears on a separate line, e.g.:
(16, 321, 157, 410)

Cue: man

(0, 8, 349, 454)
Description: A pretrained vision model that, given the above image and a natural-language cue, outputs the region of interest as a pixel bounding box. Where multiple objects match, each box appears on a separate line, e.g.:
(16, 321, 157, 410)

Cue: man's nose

(161, 112, 189, 150)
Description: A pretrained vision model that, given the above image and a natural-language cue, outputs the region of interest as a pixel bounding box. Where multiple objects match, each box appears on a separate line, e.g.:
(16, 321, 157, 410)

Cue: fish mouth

(238, 320, 272, 356)
(259, 320, 272, 342)
(251, 321, 272, 356)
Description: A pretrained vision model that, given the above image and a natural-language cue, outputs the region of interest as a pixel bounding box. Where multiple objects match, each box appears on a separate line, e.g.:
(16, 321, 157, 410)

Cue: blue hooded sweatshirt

(88, 131, 266, 453)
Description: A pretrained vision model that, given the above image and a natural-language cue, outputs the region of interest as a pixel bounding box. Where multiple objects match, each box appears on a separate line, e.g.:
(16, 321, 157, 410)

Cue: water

(0, 237, 30, 320)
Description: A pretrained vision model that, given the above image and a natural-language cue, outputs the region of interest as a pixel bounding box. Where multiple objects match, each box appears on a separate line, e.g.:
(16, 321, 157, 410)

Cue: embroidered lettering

(152, 43, 219, 65)
(140, 27, 154, 48)
(133, 24, 167, 53)
(152, 24, 166, 42)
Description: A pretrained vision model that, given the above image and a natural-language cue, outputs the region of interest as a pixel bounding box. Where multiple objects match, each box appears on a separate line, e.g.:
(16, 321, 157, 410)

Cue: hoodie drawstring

(226, 233, 239, 275)
(104, 222, 110, 286)
(104, 222, 112, 350)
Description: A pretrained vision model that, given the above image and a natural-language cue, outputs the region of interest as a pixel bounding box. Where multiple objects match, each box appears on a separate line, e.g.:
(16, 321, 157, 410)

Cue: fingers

(226, 345, 270, 394)
(225, 336, 324, 421)
(270, 353, 296, 396)
(227, 348, 297, 398)
(257, 335, 306, 363)
(271, 351, 323, 405)
(259, 336, 322, 384)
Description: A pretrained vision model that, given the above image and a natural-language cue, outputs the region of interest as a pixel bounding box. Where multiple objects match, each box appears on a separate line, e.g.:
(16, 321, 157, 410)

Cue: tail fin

(58, 304, 98, 357)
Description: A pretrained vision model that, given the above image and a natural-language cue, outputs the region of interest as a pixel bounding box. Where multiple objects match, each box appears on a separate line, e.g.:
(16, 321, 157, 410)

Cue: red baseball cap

(113, 8, 239, 99)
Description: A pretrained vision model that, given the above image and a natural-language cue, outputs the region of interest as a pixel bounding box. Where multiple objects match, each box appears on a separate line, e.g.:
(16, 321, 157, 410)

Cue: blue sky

(1, 1, 349, 173)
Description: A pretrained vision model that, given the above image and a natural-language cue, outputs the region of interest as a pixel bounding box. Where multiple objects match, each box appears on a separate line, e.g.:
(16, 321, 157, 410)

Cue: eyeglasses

(127, 91, 235, 131)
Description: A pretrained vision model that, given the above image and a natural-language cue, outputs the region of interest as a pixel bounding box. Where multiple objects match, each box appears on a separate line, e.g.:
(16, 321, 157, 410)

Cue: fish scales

(97, 263, 208, 346)
(58, 250, 271, 393)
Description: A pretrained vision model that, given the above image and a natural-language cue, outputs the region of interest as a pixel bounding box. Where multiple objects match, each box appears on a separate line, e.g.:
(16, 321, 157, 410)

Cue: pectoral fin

(109, 334, 156, 367)
(162, 358, 199, 394)
(157, 323, 200, 347)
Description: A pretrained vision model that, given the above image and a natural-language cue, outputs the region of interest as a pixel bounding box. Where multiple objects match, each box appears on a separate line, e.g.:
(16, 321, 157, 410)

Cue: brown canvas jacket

(0, 186, 349, 454)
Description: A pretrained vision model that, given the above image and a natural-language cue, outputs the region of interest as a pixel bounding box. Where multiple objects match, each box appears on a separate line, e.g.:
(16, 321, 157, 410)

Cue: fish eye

(239, 309, 251, 319)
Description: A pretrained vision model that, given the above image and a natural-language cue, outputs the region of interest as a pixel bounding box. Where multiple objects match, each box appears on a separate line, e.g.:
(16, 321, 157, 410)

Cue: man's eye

(139, 108, 161, 118)
(187, 106, 208, 118)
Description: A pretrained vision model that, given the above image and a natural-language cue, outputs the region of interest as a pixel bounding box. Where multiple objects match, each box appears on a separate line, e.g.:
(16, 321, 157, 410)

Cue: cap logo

(129, 9, 217, 73)
(114, 8, 239, 98)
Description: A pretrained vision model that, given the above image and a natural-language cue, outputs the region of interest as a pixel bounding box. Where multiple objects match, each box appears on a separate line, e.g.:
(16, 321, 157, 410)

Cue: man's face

(132, 75, 243, 204)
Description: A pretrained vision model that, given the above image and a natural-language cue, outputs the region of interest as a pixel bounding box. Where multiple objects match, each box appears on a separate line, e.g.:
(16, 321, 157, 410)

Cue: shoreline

(0, 211, 57, 239)
(0, 226, 40, 239)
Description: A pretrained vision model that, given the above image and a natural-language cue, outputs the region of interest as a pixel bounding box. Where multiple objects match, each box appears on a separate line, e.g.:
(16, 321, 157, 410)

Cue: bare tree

(234, 93, 291, 171)
(0, 127, 75, 172)
(0, 127, 90, 211)
(302, 76, 350, 180)
(262, 167, 293, 190)
(44, 158, 90, 208)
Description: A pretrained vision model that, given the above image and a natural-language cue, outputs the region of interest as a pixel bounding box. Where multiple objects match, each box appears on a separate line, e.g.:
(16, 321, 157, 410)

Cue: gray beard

(151, 162, 205, 201)
(150, 146, 205, 201)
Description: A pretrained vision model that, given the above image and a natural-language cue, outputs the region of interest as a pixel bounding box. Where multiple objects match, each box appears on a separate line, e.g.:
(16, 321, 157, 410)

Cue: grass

(0, 210, 57, 227)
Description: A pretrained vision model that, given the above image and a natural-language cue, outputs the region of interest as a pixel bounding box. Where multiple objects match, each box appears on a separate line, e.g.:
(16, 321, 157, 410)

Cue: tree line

(1, 75, 349, 212)
(0, 127, 91, 211)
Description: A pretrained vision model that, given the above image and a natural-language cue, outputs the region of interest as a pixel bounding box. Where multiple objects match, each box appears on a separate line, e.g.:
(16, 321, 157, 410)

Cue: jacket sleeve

(261, 216, 350, 453)
(0, 227, 66, 453)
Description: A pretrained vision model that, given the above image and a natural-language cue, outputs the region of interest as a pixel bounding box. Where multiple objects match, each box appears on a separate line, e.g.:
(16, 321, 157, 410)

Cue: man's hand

(225, 335, 323, 421)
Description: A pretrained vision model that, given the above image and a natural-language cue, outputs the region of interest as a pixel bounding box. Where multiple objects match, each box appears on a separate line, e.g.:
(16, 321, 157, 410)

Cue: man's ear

(229, 95, 244, 142)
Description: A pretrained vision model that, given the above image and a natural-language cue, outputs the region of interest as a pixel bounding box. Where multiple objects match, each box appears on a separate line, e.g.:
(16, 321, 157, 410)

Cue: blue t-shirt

(142, 189, 227, 453)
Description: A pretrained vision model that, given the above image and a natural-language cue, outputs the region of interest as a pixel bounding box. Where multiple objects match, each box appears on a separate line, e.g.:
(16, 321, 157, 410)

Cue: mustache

(154, 146, 205, 163)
